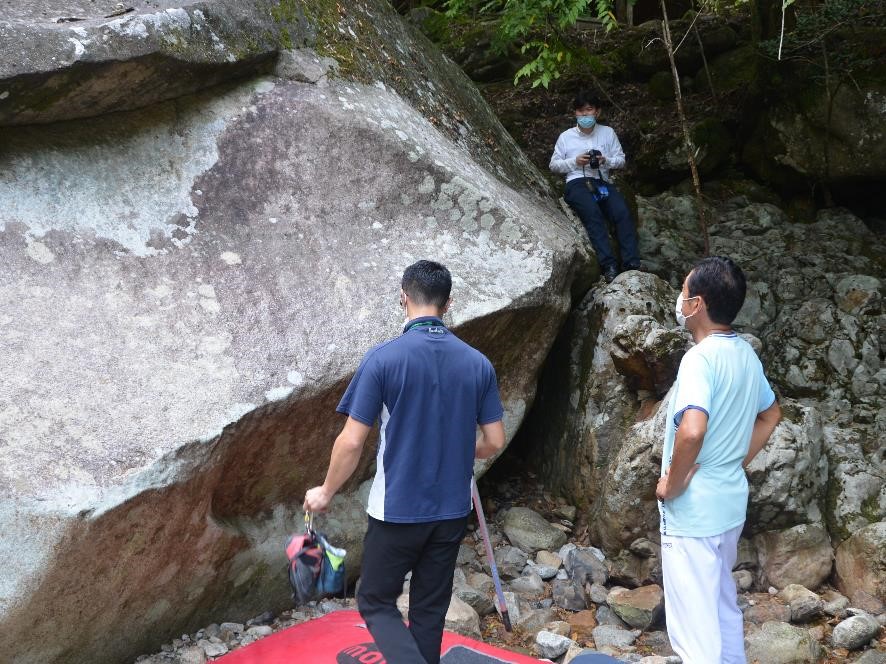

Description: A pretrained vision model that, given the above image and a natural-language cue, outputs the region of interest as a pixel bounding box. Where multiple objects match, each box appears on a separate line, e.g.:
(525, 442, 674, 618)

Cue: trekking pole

(471, 477, 512, 632)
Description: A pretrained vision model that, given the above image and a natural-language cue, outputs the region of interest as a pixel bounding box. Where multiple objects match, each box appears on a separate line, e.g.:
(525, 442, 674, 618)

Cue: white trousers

(661, 523, 746, 664)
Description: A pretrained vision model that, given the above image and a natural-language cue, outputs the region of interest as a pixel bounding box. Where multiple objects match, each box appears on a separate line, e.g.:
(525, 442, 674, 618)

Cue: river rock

(596, 605, 631, 629)
(516, 608, 558, 635)
(592, 624, 639, 649)
(509, 571, 546, 600)
(776, 585, 824, 624)
(565, 546, 610, 586)
(744, 621, 823, 663)
(197, 640, 228, 658)
(835, 522, 886, 610)
(567, 610, 598, 638)
(494, 546, 530, 580)
(0, 1, 594, 662)
(854, 651, 886, 664)
(535, 631, 576, 659)
(607, 585, 664, 630)
(744, 602, 792, 625)
(537, 550, 563, 569)
(503, 507, 568, 554)
(553, 579, 588, 612)
(754, 523, 834, 590)
(821, 590, 850, 618)
(589, 582, 610, 604)
(494, 591, 520, 626)
(453, 581, 495, 617)
(526, 560, 559, 580)
(177, 646, 208, 664)
(733, 570, 754, 592)
(457, 544, 478, 566)
(444, 595, 481, 638)
(608, 548, 662, 588)
(244, 625, 272, 638)
(467, 571, 495, 594)
(831, 613, 881, 651)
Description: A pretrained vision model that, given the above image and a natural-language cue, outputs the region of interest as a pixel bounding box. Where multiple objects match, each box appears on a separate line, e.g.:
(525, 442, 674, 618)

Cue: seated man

(550, 90, 641, 283)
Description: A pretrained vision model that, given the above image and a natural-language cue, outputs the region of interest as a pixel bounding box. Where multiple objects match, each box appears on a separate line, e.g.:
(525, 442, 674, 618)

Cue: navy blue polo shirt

(337, 316, 504, 523)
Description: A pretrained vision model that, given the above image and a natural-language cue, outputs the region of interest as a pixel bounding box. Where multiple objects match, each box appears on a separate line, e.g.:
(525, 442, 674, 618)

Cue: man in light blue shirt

(656, 256, 781, 664)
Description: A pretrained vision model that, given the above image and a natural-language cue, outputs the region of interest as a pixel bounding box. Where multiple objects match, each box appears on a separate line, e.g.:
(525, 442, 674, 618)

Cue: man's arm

(475, 420, 505, 459)
(743, 400, 781, 468)
(303, 416, 372, 512)
(550, 136, 582, 173)
(656, 408, 706, 501)
(603, 129, 626, 170)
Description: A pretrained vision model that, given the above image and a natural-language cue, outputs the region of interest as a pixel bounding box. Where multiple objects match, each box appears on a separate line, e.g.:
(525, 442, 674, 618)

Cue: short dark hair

(687, 256, 747, 325)
(573, 90, 603, 109)
(401, 260, 452, 309)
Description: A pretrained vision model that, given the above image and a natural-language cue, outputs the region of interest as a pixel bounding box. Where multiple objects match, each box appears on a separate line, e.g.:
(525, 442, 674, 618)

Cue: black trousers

(564, 177, 640, 271)
(357, 515, 468, 664)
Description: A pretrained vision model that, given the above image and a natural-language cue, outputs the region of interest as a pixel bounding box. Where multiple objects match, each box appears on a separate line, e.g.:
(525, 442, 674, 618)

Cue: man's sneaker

(603, 266, 619, 283)
(623, 261, 643, 271)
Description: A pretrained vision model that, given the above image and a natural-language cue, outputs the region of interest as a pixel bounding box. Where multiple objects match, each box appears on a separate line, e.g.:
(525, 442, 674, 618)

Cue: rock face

(514, 270, 683, 554)
(0, 0, 300, 125)
(834, 522, 886, 607)
(519, 189, 884, 608)
(742, 60, 886, 197)
(0, 2, 593, 663)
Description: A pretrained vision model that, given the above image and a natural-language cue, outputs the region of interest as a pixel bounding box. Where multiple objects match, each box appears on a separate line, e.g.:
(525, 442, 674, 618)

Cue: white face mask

(675, 293, 699, 327)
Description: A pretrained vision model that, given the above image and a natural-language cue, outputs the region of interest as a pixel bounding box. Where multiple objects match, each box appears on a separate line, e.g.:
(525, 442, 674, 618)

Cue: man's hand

(656, 464, 700, 501)
(304, 485, 333, 513)
(575, 152, 591, 167)
(597, 154, 607, 166)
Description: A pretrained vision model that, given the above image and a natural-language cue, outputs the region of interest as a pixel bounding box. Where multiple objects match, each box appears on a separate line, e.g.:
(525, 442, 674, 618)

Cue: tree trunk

(661, 0, 710, 255)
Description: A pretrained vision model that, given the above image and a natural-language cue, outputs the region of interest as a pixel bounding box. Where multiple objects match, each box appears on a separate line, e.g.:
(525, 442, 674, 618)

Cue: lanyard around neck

(404, 320, 444, 334)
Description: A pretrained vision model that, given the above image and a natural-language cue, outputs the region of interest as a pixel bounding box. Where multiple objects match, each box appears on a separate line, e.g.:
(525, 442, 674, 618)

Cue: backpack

(286, 524, 346, 604)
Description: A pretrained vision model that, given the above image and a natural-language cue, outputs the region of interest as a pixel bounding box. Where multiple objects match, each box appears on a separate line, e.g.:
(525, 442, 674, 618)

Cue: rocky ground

(135, 469, 886, 664)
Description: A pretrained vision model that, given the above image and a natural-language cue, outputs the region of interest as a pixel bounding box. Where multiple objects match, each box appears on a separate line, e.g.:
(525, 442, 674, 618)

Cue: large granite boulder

(513, 269, 682, 535)
(753, 524, 834, 591)
(521, 190, 882, 593)
(0, 2, 594, 663)
(0, 0, 304, 125)
(834, 521, 886, 609)
(636, 193, 885, 543)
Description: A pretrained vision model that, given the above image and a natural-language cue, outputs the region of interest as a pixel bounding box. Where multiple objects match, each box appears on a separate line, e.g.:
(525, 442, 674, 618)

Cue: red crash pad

(219, 609, 546, 663)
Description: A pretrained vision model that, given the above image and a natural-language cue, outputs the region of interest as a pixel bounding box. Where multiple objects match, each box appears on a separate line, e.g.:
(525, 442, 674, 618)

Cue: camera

(587, 149, 602, 169)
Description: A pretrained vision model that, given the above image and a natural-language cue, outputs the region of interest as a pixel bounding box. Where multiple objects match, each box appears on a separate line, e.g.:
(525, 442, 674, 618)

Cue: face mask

(577, 116, 596, 129)
(675, 293, 699, 327)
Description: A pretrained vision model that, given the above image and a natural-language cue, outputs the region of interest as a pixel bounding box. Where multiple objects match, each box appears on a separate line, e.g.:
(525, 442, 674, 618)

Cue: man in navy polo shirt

(304, 259, 506, 664)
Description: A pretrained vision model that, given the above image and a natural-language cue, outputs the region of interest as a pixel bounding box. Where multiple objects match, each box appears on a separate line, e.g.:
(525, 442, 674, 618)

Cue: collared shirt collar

(402, 316, 445, 334)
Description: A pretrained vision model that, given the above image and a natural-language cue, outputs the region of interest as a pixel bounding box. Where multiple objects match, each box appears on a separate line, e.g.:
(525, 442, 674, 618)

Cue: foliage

(444, 0, 619, 87)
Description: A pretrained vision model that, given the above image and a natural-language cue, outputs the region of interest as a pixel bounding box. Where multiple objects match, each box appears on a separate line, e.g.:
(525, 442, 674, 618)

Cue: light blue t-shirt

(659, 332, 776, 537)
